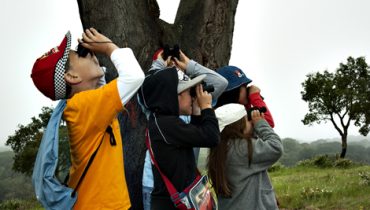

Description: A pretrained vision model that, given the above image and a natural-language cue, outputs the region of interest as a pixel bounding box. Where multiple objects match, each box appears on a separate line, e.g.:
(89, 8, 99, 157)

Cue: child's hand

(157, 50, 174, 67)
(192, 99, 201, 115)
(247, 85, 261, 95)
(195, 84, 212, 110)
(174, 50, 190, 72)
(251, 110, 264, 124)
(78, 28, 118, 56)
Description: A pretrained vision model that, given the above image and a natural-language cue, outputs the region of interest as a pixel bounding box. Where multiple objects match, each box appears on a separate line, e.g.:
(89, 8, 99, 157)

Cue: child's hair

(207, 116, 253, 197)
(215, 87, 240, 108)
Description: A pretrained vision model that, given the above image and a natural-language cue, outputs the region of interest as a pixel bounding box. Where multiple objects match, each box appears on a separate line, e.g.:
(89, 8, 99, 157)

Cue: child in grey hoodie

(209, 103, 283, 210)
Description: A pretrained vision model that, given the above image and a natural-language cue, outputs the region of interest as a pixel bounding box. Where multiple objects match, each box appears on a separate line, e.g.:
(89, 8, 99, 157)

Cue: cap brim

(177, 74, 206, 93)
(225, 78, 252, 92)
(54, 31, 71, 100)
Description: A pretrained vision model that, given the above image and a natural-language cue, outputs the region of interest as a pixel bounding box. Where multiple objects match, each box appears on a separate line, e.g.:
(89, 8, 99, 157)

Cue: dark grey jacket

(218, 120, 283, 210)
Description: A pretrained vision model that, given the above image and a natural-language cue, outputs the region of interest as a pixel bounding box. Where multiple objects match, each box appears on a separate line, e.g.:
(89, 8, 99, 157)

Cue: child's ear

(64, 72, 82, 85)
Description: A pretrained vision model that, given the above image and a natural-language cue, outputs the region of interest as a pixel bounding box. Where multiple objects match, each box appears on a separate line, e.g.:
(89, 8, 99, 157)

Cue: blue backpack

(32, 100, 112, 210)
(32, 100, 77, 209)
(32, 100, 112, 209)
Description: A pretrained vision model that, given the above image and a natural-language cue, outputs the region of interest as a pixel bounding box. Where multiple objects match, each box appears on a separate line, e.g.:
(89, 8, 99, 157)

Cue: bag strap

(145, 129, 201, 204)
(70, 126, 114, 197)
(145, 129, 178, 195)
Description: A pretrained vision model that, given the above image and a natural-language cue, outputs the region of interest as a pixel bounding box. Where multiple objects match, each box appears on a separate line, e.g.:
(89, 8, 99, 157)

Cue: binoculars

(162, 44, 180, 60)
(247, 107, 267, 121)
(77, 44, 91, 57)
(190, 81, 215, 97)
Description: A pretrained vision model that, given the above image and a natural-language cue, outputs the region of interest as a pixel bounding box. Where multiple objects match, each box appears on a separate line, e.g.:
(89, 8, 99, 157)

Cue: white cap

(177, 70, 206, 93)
(215, 103, 247, 131)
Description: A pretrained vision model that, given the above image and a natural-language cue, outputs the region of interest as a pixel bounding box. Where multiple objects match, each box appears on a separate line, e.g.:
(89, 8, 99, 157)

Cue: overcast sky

(1, 0, 370, 147)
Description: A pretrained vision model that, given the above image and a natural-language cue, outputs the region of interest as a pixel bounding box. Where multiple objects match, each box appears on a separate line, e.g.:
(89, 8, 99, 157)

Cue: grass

(198, 149, 370, 209)
(270, 165, 370, 210)
(0, 199, 42, 210)
(2, 150, 369, 210)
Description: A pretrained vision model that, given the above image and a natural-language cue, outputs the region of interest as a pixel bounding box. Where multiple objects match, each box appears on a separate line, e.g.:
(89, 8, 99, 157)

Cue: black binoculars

(190, 81, 215, 97)
(77, 44, 91, 57)
(162, 44, 180, 60)
(247, 107, 267, 121)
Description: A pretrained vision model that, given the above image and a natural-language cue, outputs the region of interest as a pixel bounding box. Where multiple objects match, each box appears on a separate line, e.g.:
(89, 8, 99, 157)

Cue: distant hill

(0, 146, 11, 152)
(0, 151, 34, 201)
(280, 137, 370, 166)
(296, 135, 370, 147)
(311, 135, 370, 148)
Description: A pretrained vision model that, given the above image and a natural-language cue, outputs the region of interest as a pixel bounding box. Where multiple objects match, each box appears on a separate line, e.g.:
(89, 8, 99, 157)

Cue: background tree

(5, 107, 52, 176)
(77, 0, 239, 208)
(5, 107, 70, 179)
(301, 56, 370, 158)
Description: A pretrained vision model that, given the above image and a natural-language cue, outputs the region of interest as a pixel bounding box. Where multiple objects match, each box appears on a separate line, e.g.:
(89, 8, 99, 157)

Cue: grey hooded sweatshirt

(218, 120, 283, 210)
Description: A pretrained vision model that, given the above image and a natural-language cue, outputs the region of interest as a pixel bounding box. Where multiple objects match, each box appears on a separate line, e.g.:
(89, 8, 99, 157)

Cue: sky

(1, 0, 370, 147)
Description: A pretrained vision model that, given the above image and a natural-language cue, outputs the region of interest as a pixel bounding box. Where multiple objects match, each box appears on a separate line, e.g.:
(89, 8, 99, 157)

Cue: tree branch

(330, 113, 344, 136)
(175, 0, 239, 68)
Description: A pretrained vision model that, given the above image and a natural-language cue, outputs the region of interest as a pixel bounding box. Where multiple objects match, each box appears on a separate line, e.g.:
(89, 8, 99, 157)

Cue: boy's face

(178, 89, 193, 115)
(68, 51, 104, 82)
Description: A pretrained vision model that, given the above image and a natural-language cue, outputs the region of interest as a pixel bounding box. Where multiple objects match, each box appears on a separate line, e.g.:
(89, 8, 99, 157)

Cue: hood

(138, 67, 179, 116)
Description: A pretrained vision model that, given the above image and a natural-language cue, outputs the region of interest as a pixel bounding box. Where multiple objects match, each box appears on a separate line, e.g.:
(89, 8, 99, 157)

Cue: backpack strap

(70, 126, 113, 197)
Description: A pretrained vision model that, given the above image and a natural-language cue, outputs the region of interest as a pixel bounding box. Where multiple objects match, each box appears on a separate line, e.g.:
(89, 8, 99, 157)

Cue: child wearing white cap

(209, 103, 283, 210)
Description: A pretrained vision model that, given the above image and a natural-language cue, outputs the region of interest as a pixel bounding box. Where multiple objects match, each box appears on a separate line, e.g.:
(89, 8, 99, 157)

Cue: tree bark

(77, 0, 239, 208)
(340, 134, 347, 158)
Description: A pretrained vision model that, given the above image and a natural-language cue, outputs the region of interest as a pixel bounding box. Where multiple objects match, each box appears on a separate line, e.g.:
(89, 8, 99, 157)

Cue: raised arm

(79, 28, 145, 105)
(111, 48, 145, 105)
(247, 85, 275, 128)
(175, 51, 228, 102)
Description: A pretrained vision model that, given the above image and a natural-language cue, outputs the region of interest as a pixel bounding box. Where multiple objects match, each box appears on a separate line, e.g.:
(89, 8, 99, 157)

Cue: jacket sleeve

(148, 59, 166, 72)
(250, 120, 283, 171)
(248, 92, 275, 128)
(154, 109, 220, 147)
(112, 48, 145, 105)
(186, 60, 228, 102)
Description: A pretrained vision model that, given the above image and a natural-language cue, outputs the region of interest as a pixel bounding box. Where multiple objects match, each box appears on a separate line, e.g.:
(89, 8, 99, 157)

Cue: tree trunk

(340, 135, 347, 158)
(77, 0, 239, 208)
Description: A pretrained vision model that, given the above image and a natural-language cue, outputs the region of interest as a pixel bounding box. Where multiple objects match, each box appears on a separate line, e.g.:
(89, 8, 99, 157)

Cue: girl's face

(238, 85, 248, 105)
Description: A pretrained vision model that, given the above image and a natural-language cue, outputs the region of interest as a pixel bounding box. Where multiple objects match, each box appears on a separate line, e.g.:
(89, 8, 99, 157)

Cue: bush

(333, 159, 354, 168)
(312, 155, 335, 168)
(359, 171, 370, 186)
(297, 155, 335, 168)
(296, 158, 313, 167)
(0, 200, 21, 210)
(268, 162, 284, 172)
(297, 154, 359, 169)
(300, 187, 333, 199)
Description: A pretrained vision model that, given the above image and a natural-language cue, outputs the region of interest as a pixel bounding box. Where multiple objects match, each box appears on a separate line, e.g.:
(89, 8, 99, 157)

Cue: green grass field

(198, 148, 370, 209)
(1, 166, 369, 210)
(1, 149, 369, 210)
(270, 165, 370, 210)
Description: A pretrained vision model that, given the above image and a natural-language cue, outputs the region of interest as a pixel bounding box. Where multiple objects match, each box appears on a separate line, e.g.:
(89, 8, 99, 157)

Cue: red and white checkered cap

(31, 31, 71, 100)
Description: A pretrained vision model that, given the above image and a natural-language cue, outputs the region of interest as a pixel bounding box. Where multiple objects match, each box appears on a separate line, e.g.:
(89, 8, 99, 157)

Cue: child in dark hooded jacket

(138, 51, 221, 210)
